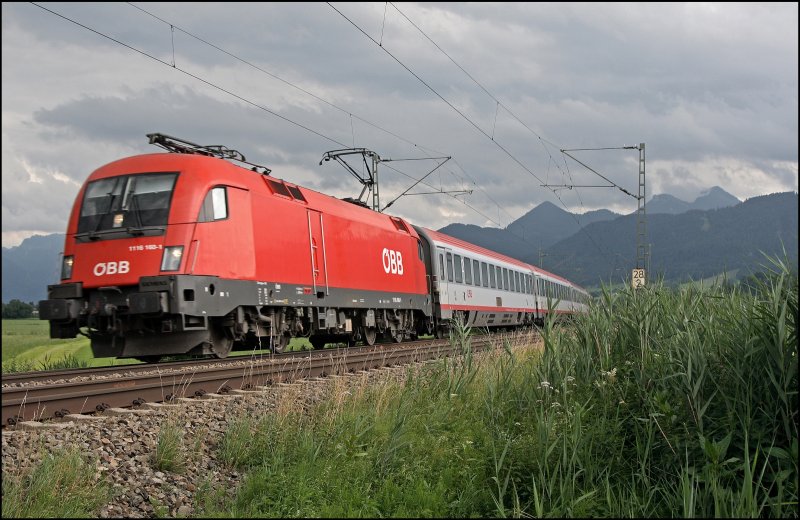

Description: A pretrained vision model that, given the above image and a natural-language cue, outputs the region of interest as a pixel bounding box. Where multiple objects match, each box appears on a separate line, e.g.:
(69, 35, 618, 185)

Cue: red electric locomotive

(39, 133, 433, 360)
(40, 133, 589, 361)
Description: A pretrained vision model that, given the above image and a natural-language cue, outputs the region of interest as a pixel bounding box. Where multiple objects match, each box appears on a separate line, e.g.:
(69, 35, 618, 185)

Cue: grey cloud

(2, 2, 797, 246)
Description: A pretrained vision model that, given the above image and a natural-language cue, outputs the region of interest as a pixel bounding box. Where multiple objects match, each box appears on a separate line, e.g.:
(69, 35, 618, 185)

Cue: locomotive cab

(38, 151, 256, 360)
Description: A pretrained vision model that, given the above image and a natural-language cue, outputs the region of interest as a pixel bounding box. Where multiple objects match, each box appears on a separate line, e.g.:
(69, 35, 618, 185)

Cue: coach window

(515, 272, 521, 293)
(464, 257, 472, 285)
(198, 187, 228, 222)
(473, 259, 481, 287)
(509, 270, 515, 292)
(481, 262, 489, 287)
(454, 255, 463, 283)
(489, 264, 496, 288)
(502, 268, 508, 291)
(446, 253, 454, 282)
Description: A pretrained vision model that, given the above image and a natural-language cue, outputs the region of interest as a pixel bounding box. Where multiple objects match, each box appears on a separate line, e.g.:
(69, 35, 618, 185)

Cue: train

(39, 133, 590, 361)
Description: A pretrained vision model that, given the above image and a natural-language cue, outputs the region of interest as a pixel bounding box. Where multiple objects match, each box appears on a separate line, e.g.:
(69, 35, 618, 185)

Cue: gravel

(2, 365, 411, 518)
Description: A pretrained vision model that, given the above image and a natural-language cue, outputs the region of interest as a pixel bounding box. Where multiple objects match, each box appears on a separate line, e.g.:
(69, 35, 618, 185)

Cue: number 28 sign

(632, 268, 646, 289)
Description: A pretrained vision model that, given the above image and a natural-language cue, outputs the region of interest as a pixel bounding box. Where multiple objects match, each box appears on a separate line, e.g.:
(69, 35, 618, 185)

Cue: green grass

(2, 447, 110, 518)
(193, 255, 797, 518)
(1, 319, 136, 372)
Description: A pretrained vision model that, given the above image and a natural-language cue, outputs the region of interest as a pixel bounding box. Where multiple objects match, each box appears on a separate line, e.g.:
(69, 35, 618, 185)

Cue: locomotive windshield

(77, 172, 177, 236)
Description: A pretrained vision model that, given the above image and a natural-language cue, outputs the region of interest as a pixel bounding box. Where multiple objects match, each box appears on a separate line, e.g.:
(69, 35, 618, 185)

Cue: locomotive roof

(86, 152, 420, 238)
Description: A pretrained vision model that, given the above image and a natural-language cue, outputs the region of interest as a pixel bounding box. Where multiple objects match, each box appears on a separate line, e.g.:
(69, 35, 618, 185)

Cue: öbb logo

(93, 261, 130, 276)
(382, 248, 404, 275)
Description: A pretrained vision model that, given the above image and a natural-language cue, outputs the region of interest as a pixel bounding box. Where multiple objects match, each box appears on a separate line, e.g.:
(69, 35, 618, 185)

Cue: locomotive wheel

(209, 326, 233, 359)
(310, 336, 327, 350)
(364, 327, 377, 346)
(272, 333, 290, 354)
(392, 330, 404, 343)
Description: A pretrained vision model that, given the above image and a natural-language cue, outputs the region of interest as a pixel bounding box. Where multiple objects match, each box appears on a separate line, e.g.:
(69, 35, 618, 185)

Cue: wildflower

(565, 376, 575, 383)
(540, 381, 551, 390)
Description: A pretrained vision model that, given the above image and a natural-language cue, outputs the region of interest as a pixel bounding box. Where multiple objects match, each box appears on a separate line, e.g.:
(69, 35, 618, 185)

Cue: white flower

(540, 381, 551, 390)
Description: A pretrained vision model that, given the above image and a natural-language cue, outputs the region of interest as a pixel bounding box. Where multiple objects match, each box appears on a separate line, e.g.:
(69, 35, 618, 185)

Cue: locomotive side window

(454, 255, 463, 283)
(439, 253, 445, 280)
(446, 253, 454, 282)
(482, 262, 489, 287)
(286, 185, 306, 202)
(473, 259, 481, 287)
(266, 178, 292, 198)
(198, 187, 228, 222)
(464, 257, 472, 285)
(418, 241, 424, 261)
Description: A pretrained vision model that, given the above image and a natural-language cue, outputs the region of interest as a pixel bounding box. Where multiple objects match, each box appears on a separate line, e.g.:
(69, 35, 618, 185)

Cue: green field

(1, 319, 315, 373)
(1, 319, 127, 371)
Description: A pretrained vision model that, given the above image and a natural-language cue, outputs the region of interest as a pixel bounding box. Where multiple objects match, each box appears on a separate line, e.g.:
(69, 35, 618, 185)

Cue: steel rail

(2, 334, 520, 426)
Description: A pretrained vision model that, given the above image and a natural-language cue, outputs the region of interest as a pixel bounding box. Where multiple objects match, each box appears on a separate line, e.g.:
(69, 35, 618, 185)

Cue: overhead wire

(125, 1, 507, 225)
(33, 2, 619, 276)
(31, 2, 499, 226)
(331, 2, 617, 266)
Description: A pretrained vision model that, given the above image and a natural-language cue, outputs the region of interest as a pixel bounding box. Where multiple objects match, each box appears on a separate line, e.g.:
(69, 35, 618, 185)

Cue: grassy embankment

(3, 257, 797, 517)
(189, 257, 797, 517)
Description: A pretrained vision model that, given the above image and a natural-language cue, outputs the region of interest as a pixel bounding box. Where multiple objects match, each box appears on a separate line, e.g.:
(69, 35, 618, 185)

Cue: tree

(2, 299, 35, 319)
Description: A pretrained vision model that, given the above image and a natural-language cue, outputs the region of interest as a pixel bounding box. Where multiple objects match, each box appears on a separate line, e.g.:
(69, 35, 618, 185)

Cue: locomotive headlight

(160, 246, 184, 272)
(61, 255, 74, 280)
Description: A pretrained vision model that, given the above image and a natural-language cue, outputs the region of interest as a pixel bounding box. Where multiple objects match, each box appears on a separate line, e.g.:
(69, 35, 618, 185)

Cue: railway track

(2, 332, 526, 427)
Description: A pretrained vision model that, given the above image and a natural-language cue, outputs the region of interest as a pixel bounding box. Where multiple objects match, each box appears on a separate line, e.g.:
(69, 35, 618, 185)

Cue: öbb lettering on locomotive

(39, 133, 589, 361)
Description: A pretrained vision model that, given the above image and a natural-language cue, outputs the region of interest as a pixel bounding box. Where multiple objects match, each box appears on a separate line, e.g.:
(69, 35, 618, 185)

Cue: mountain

(646, 194, 691, 214)
(692, 186, 741, 211)
(2, 234, 65, 303)
(434, 223, 528, 260)
(534, 192, 798, 287)
(2, 190, 793, 303)
(440, 201, 620, 260)
(647, 186, 740, 214)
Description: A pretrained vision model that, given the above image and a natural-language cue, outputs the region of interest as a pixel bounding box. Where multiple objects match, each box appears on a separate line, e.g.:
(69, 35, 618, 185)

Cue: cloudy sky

(2, 2, 797, 247)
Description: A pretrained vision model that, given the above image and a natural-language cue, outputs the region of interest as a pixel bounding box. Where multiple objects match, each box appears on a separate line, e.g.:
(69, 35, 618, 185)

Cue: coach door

(306, 209, 328, 298)
(435, 246, 452, 319)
